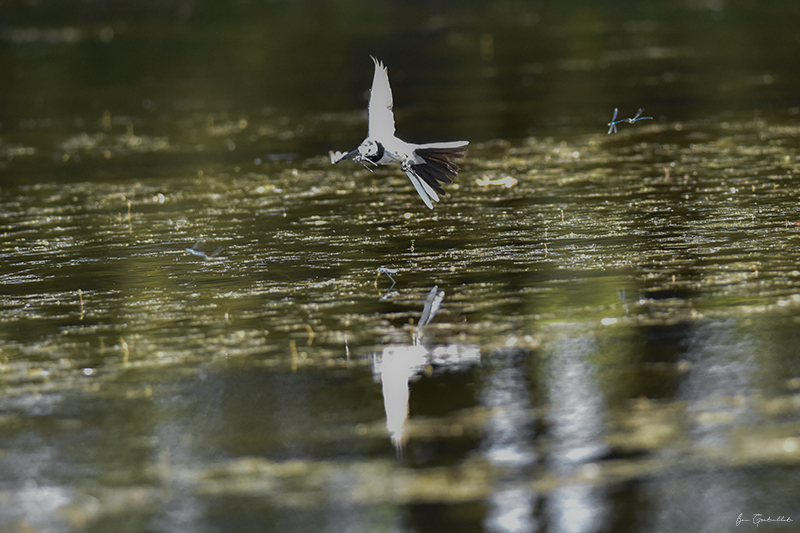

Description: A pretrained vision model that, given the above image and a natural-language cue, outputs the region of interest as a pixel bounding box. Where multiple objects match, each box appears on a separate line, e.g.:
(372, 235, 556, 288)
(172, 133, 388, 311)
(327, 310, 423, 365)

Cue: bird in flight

(330, 56, 468, 209)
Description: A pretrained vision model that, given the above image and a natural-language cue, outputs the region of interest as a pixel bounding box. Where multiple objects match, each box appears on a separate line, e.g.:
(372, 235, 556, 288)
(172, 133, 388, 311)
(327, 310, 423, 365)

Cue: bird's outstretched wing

(368, 56, 395, 140)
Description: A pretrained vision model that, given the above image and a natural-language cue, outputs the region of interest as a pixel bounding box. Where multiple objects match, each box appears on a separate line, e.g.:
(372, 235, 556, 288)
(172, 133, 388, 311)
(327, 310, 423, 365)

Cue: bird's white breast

(380, 137, 417, 165)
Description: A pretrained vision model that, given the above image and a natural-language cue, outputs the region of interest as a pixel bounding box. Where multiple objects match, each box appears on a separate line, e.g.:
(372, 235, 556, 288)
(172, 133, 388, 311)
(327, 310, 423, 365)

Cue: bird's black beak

(333, 148, 360, 164)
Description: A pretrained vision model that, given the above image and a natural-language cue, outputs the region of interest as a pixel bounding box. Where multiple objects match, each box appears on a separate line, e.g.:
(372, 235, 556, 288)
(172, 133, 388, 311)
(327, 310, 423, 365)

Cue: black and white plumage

(329, 56, 468, 209)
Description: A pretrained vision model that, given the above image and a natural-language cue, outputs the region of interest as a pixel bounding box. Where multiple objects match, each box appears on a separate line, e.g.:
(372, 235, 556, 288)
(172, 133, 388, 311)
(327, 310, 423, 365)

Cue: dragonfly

(607, 107, 624, 134)
(377, 266, 398, 286)
(607, 108, 653, 134)
(626, 108, 653, 125)
(375, 266, 399, 300)
(185, 241, 224, 259)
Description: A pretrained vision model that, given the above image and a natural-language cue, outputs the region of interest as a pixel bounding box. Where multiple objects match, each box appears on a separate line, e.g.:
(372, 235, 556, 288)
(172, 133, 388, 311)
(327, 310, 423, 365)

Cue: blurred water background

(2, 1, 800, 532)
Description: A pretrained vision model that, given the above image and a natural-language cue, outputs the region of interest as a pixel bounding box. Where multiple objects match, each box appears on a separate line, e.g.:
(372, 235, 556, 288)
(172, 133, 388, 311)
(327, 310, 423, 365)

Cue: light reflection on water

(481, 348, 537, 533)
(3, 124, 800, 530)
(545, 332, 611, 533)
(4, 0, 800, 531)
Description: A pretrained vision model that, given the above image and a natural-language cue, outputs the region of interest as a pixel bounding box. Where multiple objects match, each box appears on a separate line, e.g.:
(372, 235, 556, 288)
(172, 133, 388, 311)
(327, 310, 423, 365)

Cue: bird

(329, 56, 468, 209)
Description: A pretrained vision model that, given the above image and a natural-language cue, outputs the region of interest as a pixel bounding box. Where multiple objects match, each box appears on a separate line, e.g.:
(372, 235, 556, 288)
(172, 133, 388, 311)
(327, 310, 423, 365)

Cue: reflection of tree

(648, 320, 756, 532)
(481, 348, 538, 533)
(544, 332, 611, 533)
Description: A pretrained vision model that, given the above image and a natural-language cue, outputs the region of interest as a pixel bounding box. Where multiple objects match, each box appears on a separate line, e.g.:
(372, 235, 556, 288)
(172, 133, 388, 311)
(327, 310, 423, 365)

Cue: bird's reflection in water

(371, 286, 480, 453)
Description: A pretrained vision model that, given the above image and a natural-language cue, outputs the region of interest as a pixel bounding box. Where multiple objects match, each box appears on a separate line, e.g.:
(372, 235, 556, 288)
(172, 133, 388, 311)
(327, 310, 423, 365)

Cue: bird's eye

(359, 141, 376, 157)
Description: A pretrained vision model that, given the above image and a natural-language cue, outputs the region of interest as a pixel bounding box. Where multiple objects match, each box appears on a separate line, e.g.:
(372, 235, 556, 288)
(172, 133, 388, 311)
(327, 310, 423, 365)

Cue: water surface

(2, 1, 800, 532)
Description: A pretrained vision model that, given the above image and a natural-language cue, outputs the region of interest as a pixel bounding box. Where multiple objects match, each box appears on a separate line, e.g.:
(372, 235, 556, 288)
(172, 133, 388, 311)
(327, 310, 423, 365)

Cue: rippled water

(3, 1, 800, 532)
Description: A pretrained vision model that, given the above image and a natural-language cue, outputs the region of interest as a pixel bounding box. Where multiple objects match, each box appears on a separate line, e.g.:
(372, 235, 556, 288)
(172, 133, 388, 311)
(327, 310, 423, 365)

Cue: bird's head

(331, 138, 384, 171)
(355, 139, 384, 164)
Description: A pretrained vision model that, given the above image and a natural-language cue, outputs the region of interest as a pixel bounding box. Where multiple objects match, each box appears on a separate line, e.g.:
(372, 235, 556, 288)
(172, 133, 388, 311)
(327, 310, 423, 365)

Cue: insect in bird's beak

(333, 148, 360, 164)
(330, 147, 377, 172)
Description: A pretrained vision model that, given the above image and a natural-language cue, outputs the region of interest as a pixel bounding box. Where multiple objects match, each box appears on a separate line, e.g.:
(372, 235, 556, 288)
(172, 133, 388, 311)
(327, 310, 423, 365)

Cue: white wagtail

(329, 56, 468, 209)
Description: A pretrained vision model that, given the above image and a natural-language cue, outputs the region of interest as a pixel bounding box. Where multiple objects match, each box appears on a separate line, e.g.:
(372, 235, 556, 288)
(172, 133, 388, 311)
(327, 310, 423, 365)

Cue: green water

(2, 1, 800, 532)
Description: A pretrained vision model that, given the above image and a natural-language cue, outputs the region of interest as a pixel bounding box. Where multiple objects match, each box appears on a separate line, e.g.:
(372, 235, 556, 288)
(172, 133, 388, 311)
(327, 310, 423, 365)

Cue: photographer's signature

(737, 513, 793, 527)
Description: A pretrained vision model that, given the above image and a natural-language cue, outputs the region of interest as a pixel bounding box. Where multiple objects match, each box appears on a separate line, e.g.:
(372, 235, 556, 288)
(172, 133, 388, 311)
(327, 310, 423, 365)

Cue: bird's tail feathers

(412, 143, 468, 194)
